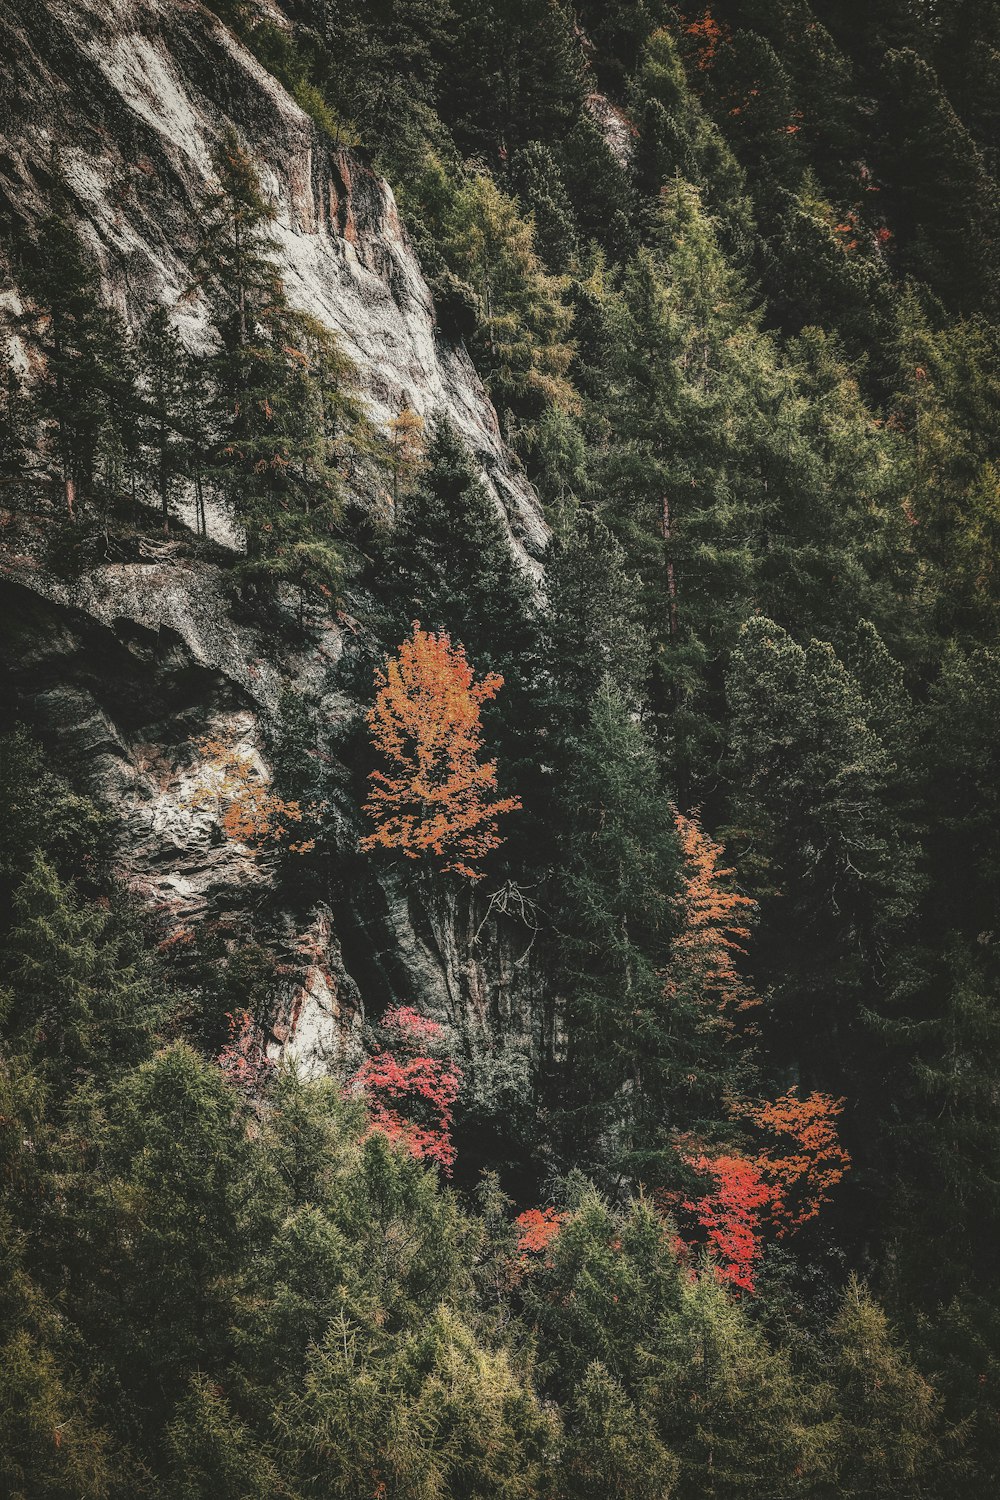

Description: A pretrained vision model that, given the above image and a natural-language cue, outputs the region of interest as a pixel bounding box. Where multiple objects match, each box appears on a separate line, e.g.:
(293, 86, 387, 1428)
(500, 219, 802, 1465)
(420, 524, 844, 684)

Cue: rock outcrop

(0, 0, 550, 1074)
(1, 0, 545, 559)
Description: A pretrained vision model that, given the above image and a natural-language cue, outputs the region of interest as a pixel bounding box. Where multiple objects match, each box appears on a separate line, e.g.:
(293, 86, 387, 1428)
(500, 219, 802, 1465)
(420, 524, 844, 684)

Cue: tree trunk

(662, 494, 679, 640)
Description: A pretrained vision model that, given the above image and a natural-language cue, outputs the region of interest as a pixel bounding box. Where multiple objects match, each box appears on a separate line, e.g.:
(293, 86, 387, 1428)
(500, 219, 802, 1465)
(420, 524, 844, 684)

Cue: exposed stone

(0, 0, 551, 1078)
(0, 0, 547, 565)
(585, 91, 638, 169)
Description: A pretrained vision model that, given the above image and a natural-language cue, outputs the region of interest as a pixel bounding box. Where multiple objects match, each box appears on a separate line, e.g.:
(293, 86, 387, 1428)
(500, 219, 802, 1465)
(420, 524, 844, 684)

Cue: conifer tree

(879, 47, 1000, 313)
(829, 1276, 942, 1497)
(448, 0, 588, 162)
(724, 617, 922, 1102)
(379, 419, 537, 690)
(138, 305, 185, 532)
(629, 27, 754, 254)
(646, 1265, 833, 1497)
(0, 348, 33, 509)
(18, 187, 135, 520)
(408, 156, 576, 429)
(550, 677, 680, 1168)
(2, 855, 163, 1093)
(189, 129, 357, 603)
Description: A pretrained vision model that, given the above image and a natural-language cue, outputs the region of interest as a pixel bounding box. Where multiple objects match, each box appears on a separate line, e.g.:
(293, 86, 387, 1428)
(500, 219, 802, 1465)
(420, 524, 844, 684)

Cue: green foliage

(189, 129, 366, 604)
(402, 154, 576, 427)
(829, 1276, 942, 1496)
(14, 179, 137, 520)
(3, 855, 163, 1091)
(724, 617, 922, 1082)
(548, 679, 680, 1167)
(645, 1267, 834, 1498)
(0, 728, 110, 912)
(8, 2, 1000, 1491)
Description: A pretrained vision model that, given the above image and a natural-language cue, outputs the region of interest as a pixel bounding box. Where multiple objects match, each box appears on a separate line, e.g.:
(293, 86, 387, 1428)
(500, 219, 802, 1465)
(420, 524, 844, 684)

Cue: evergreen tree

(447, 0, 588, 163)
(2, 855, 163, 1094)
(405, 155, 576, 431)
(629, 28, 754, 256)
(723, 617, 923, 1172)
(138, 305, 185, 532)
(646, 1266, 834, 1498)
(17, 187, 135, 520)
(189, 129, 358, 604)
(549, 678, 680, 1170)
(878, 47, 1000, 313)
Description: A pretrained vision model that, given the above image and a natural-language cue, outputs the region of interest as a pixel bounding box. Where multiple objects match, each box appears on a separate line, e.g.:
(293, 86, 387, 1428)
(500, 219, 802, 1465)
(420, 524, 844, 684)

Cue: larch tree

(360, 623, 521, 880)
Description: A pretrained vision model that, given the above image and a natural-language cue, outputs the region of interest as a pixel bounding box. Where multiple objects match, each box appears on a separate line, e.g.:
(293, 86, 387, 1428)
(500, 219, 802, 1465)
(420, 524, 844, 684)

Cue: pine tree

(549, 677, 680, 1169)
(2, 855, 163, 1093)
(724, 618, 923, 1119)
(378, 419, 537, 688)
(542, 512, 648, 738)
(629, 27, 753, 254)
(646, 1265, 834, 1498)
(408, 155, 576, 429)
(17, 186, 135, 521)
(879, 47, 1000, 313)
(138, 305, 185, 533)
(189, 129, 358, 604)
(448, 0, 588, 162)
(563, 1361, 680, 1500)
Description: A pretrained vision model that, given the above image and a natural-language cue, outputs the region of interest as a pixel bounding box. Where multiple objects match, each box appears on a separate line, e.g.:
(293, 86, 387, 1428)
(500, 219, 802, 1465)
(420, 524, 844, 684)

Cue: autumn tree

(674, 1151, 775, 1294)
(737, 1088, 851, 1238)
(360, 623, 520, 880)
(190, 736, 318, 855)
(349, 1006, 462, 1173)
(386, 405, 426, 507)
(666, 810, 758, 1024)
(216, 1008, 273, 1093)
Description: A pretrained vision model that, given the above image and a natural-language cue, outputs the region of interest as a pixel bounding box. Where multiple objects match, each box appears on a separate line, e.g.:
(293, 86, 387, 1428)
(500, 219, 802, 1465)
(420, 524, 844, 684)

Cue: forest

(2, 0, 1000, 1494)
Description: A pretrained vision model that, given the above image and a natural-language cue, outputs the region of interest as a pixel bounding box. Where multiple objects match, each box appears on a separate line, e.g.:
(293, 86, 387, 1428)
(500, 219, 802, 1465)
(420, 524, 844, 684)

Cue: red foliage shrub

(217, 1008, 273, 1092)
(350, 1005, 462, 1173)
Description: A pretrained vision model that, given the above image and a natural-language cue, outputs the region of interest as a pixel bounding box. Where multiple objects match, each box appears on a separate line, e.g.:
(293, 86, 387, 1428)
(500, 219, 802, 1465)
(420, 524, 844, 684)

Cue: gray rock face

(1, 0, 546, 562)
(0, 0, 551, 1075)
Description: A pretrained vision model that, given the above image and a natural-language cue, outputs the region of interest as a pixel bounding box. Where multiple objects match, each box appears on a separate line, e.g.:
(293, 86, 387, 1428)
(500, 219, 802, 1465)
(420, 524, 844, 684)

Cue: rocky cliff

(0, 0, 550, 1084)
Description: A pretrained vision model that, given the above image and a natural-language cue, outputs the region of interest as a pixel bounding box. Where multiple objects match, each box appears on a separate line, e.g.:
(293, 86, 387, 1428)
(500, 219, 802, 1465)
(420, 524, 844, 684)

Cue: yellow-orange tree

(360, 624, 520, 879)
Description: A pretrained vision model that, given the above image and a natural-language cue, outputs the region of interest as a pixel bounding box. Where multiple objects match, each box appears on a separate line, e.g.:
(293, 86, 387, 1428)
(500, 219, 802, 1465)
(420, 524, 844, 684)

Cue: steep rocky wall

(0, 0, 545, 560)
(0, 0, 551, 1076)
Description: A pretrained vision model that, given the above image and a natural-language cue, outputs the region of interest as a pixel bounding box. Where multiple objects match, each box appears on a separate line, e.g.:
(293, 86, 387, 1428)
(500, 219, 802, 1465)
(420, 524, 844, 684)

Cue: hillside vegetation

(3, 1, 1000, 1494)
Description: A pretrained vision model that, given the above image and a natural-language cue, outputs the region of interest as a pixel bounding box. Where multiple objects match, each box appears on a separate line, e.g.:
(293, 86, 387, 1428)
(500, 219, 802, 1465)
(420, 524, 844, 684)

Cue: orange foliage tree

(191, 737, 317, 854)
(665, 809, 759, 1022)
(360, 623, 520, 880)
(515, 1207, 566, 1261)
(736, 1088, 851, 1237)
(678, 1151, 776, 1294)
(651, 813, 851, 1291)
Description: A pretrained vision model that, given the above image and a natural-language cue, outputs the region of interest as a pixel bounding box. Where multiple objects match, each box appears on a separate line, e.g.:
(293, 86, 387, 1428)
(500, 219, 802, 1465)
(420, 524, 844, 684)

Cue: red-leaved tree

(349, 1005, 462, 1173)
(217, 1008, 273, 1092)
(515, 1207, 566, 1261)
(360, 624, 520, 880)
(677, 1152, 776, 1293)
